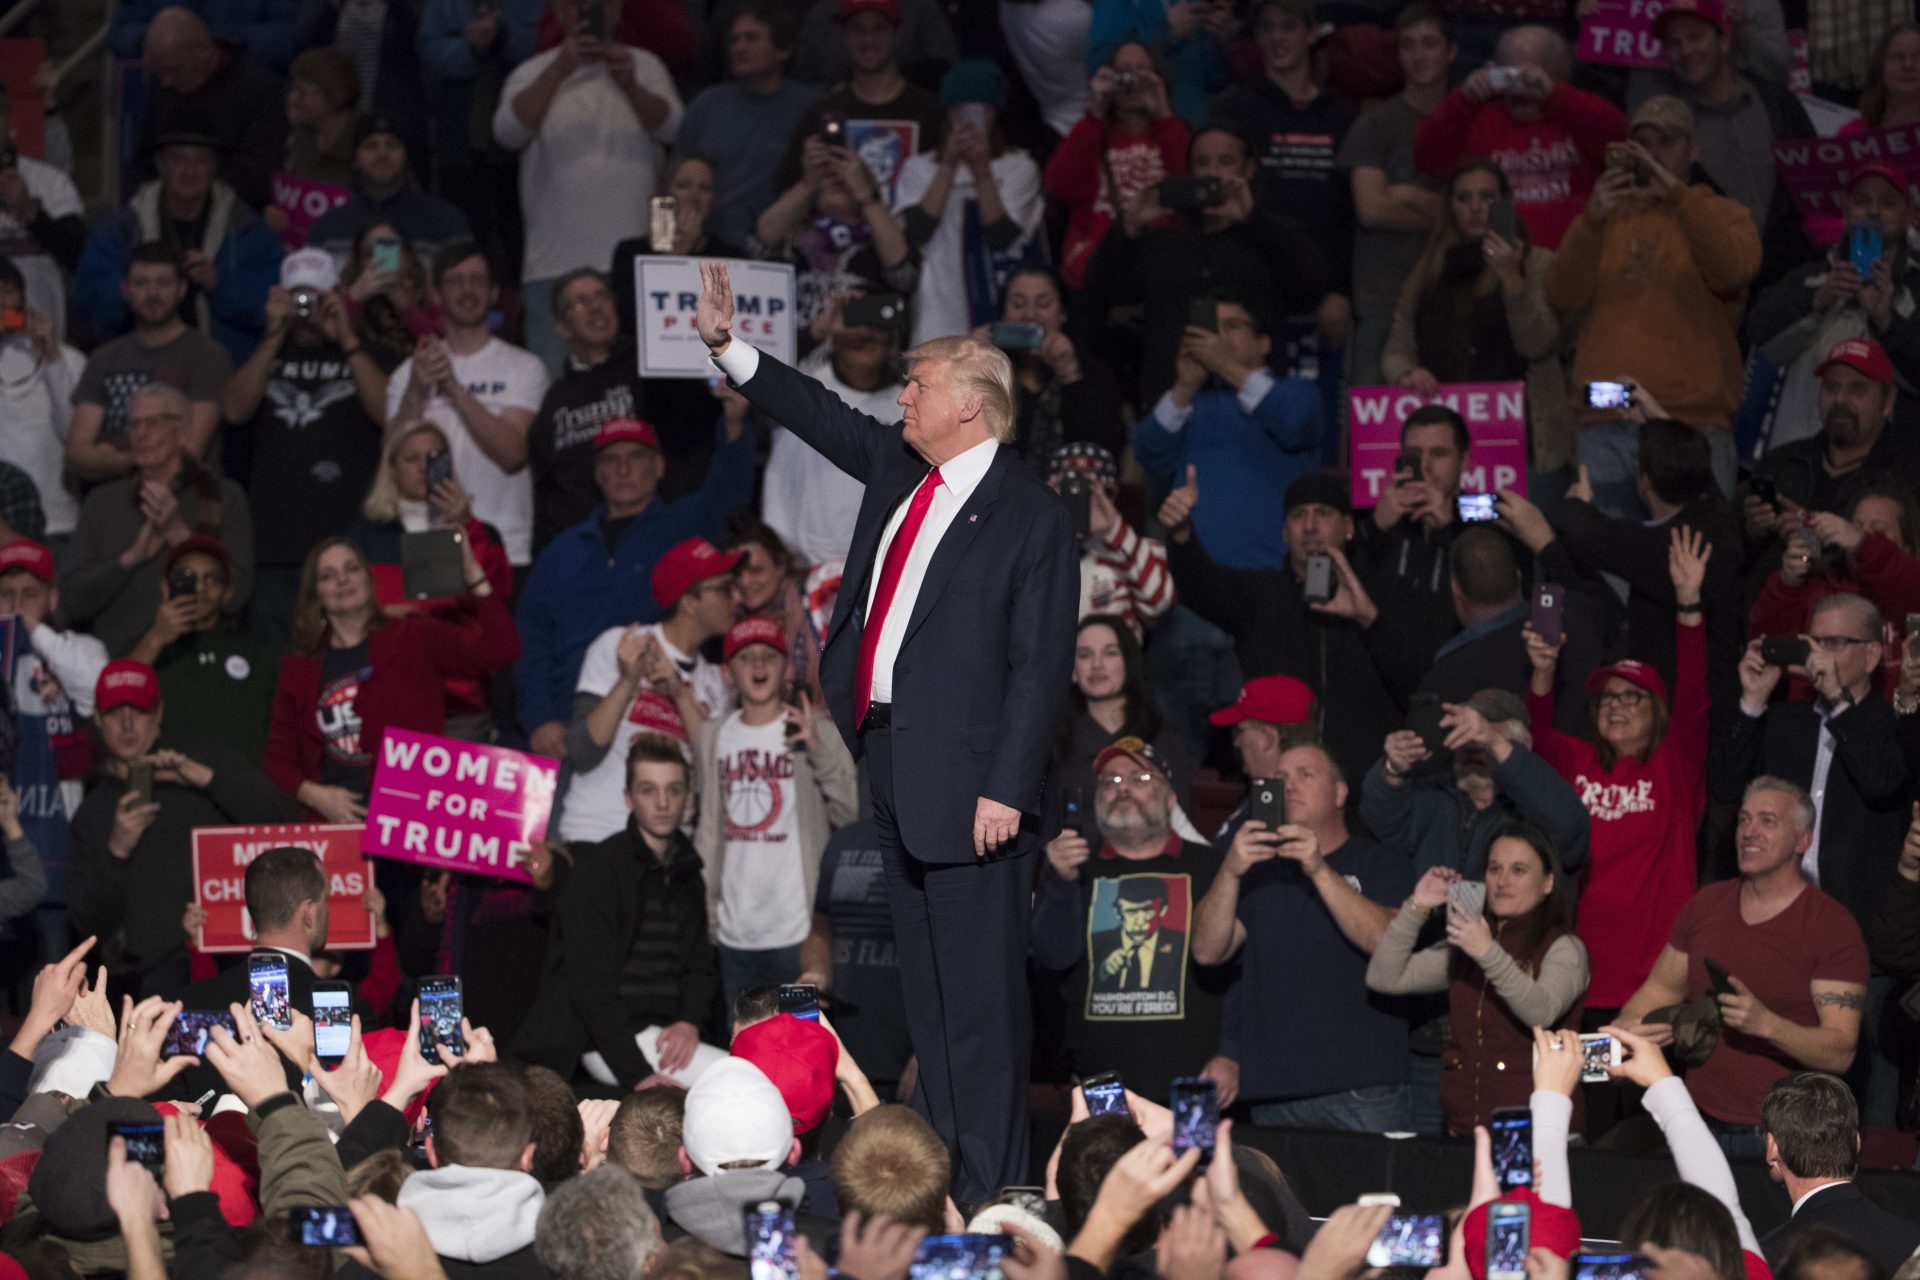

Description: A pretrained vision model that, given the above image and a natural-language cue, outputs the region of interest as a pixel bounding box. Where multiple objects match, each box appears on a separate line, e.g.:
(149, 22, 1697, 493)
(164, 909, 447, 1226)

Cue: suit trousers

(863, 719, 1033, 1203)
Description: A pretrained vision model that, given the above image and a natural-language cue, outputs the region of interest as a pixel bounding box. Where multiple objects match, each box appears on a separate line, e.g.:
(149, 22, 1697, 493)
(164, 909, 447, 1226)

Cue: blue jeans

(719, 943, 802, 1023)
(1252, 1082, 1413, 1133)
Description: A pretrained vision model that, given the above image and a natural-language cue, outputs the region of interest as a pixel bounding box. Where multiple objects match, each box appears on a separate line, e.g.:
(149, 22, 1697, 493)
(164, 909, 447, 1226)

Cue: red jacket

(265, 593, 520, 801)
(1413, 83, 1626, 249)
(1043, 113, 1189, 288)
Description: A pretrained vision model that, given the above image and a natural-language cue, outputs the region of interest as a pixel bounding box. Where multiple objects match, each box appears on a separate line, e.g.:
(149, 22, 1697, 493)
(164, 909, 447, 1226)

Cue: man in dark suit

(694, 262, 1079, 1201)
(1759, 1071, 1920, 1274)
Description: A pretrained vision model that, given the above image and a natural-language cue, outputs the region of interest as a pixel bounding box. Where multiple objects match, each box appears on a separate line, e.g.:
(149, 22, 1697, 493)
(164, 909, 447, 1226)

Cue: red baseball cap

(731, 1013, 837, 1134)
(837, 0, 901, 21)
(1093, 735, 1180, 792)
(1463, 1190, 1583, 1278)
(1846, 161, 1912, 205)
(1584, 657, 1669, 705)
(594, 417, 661, 452)
(95, 660, 160, 714)
(652, 537, 742, 609)
(165, 534, 233, 579)
(0, 538, 54, 585)
(725, 615, 789, 661)
(1816, 337, 1895, 386)
(1209, 675, 1316, 727)
(1652, 0, 1726, 38)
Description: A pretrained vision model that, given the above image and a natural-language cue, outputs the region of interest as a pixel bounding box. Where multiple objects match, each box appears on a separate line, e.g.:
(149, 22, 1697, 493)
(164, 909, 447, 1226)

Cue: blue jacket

(514, 423, 754, 733)
(1132, 371, 1326, 571)
(415, 0, 543, 78)
(70, 181, 282, 366)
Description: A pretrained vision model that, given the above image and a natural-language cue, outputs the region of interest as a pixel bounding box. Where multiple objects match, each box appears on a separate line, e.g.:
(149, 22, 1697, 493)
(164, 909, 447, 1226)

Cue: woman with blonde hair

(345, 420, 512, 741)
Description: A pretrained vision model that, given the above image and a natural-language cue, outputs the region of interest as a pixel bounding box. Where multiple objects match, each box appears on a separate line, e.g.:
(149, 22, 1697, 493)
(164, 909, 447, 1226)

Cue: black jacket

(1709, 695, 1912, 933)
(514, 824, 719, 1087)
(1349, 516, 1463, 675)
(1760, 1182, 1920, 1276)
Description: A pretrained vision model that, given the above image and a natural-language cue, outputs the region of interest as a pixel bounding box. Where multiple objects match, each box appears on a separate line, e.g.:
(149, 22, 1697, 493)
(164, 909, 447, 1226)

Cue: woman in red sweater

(266, 537, 519, 824)
(1042, 40, 1188, 288)
(1525, 525, 1712, 1017)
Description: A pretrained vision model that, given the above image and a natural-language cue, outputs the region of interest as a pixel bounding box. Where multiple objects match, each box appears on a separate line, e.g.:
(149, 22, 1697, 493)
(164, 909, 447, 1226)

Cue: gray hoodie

(663, 1169, 806, 1256)
(400, 1165, 547, 1265)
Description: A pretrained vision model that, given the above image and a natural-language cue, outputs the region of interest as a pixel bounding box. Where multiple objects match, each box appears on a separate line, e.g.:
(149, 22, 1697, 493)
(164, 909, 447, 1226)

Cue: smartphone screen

(1081, 1071, 1128, 1117)
(1486, 1203, 1530, 1280)
(1531, 583, 1566, 647)
(911, 1234, 1009, 1280)
(1168, 1077, 1218, 1163)
(1489, 197, 1518, 241)
(248, 953, 292, 1030)
(1578, 1033, 1617, 1083)
(1367, 1214, 1449, 1268)
(289, 1205, 362, 1247)
(1585, 381, 1632, 410)
(746, 1202, 798, 1280)
(777, 984, 820, 1021)
(370, 237, 401, 276)
(1574, 1254, 1644, 1280)
(111, 1122, 166, 1177)
(1489, 1107, 1532, 1191)
(313, 983, 352, 1066)
(163, 1009, 236, 1058)
(1457, 493, 1499, 523)
(418, 975, 465, 1063)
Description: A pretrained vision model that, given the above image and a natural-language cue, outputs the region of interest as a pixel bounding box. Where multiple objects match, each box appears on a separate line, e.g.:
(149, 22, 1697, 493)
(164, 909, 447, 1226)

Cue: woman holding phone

(1365, 823, 1590, 1134)
(1524, 527, 1710, 1029)
(1381, 158, 1572, 483)
(974, 268, 1124, 464)
(341, 222, 441, 357)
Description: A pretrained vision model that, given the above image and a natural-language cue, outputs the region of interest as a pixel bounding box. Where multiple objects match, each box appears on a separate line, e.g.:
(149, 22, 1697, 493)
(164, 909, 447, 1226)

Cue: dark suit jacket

(1708, 695, 1911, 930)
(730, 349, 1080, 863)
(1760, 1181, 1920, 1276)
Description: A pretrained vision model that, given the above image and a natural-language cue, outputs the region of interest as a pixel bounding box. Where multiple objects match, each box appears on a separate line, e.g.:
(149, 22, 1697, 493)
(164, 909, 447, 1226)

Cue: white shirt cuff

(711, 340, 759, 385)
(1151, 392, 1192, 433)
(1236, 368, 1275, 415)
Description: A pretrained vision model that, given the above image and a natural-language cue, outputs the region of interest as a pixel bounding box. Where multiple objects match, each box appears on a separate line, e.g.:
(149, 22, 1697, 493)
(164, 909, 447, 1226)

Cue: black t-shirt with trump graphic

(317, 639, 370, 792)
(1032, 835, 1234, 1102)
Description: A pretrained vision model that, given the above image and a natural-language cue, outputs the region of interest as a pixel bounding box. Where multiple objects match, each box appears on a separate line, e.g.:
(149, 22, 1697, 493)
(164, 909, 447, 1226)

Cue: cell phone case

(401, 530, 466, 600)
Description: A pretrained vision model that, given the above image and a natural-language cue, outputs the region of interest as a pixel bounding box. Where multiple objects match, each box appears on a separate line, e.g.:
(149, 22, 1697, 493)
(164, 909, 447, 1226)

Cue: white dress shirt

(712, 339, 1000, 705)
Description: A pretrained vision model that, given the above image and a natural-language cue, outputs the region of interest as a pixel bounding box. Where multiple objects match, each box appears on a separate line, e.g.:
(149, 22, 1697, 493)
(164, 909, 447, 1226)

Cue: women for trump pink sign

(363, 730, 558, 883)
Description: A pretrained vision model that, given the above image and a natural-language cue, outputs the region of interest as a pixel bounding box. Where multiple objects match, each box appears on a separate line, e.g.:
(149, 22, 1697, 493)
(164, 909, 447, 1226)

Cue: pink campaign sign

(1349, 382, 1530, 508)
(1577, 0, 1667, 68)
(363, 730, 558, 883)
(1773, 125, 1920, 223)
(270, 171, 351, 248)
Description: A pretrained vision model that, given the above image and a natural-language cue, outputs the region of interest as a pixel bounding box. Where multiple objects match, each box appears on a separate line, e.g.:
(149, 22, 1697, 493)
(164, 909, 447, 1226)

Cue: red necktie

(857, 466, 943, 725)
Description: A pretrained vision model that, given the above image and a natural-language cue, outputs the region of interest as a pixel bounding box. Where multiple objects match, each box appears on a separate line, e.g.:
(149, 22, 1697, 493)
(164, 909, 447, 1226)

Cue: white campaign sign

(635, 256, 797, 378)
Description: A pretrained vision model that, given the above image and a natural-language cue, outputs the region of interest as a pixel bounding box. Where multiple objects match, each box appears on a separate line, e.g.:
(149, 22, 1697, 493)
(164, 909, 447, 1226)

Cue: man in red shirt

(1618, 776, 1867, 1156)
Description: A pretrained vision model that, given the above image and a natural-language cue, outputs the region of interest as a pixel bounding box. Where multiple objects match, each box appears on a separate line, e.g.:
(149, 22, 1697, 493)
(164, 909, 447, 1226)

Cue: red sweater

(1748, 532, 1920, 701)
(265, 593, 520, 801)
(1529, 620, 1708, 1007)
(1043, 113, 1189, 288)
(1413, 84, 1626, 249)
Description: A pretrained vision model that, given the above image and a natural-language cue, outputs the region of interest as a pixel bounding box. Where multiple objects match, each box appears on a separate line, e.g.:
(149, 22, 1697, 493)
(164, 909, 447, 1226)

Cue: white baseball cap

(681, 1058, 794, 1177)
(280, 247, 338, 292)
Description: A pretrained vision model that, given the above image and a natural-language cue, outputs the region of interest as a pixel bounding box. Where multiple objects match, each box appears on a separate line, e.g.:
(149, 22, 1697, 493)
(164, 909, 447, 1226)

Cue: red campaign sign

(0, 40, 46, 158)
(363, 730, 556, 884)
(1348, 382, 1530, 508)
(270, 171, 351, 248)
(1577, 0, 1667, 68)
(192, 824, 376, 953)
(1773, 125, 1920, 223)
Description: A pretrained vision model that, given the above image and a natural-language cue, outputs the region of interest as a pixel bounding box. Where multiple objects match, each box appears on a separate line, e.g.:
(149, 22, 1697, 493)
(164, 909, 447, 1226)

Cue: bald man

(133, 7, 285, 208)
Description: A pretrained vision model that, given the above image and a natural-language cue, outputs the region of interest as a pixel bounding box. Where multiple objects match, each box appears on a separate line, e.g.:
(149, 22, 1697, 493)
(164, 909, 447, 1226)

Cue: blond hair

(906, 336, 1017, 444)
(829, 1105, 951, 1232)
(362, 420, 451, 523)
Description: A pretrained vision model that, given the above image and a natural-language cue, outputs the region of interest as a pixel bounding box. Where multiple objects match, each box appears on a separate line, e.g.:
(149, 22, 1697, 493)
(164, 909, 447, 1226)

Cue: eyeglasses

(561, 290, 614, 315)
(1098, 771, 1158, 790)
(1595, 688, 1649, 707)
(1807, 634, 1875, 651)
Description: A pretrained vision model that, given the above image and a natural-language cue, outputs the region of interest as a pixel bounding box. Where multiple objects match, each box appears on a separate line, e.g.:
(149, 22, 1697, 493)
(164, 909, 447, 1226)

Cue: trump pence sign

(635, 256, 797, 377)
(363, 730, 556, 883)
(1348, 382, 1530, 508)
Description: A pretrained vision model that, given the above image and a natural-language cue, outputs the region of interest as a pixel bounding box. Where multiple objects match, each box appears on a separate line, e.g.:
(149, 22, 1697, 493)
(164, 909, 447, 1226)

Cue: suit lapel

(898, 447, 1009, 647)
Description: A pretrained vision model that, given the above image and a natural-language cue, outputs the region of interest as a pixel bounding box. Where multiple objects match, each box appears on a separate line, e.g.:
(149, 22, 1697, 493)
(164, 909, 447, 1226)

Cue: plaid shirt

(0, 461, 45, 542)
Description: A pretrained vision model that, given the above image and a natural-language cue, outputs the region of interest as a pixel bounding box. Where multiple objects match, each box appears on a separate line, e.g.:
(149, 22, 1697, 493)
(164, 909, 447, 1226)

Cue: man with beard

(1744, 340, 1920, 577)
(1031, 736, 1237, 1103)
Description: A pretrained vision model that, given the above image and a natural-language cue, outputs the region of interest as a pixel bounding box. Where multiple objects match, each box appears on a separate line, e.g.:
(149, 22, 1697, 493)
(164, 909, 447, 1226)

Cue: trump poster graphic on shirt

(1085, 873, 1192, 1021)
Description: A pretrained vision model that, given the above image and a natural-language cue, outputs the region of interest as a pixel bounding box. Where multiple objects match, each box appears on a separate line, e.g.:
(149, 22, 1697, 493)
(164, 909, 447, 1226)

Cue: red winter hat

(725, 615, 788, 661)
(176, 1105, 259, 1227)
(1209, 675, 1315, 727)
(96, 660, 161, 713)
(1817, 337, 1896, 386)
(594, 417, 661, 452)
(1462, 1190, 1583, 1280)
(1583, 657, 1669, 705)
(1846, 161, 1912, 205)
(652, 538, 741, 609)
(164, 534, 234, 579)
(0, 537, 54, 584)
(730, 1013, 837, 1134)
(1652, 0, 1726, 38)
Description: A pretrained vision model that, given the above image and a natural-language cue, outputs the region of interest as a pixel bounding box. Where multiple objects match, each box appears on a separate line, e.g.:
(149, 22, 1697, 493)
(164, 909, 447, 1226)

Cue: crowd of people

(0, 0, 1916, 1275)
